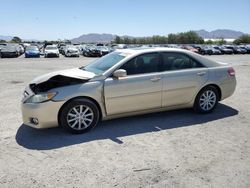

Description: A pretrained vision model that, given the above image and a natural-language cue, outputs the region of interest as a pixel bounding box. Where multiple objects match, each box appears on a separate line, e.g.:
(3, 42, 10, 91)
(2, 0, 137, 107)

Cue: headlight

(24, 92, 57, 103)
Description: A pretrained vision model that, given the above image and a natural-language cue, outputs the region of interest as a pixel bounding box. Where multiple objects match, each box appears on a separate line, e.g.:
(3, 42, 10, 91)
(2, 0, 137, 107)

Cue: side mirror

(113, 69, 127, 78)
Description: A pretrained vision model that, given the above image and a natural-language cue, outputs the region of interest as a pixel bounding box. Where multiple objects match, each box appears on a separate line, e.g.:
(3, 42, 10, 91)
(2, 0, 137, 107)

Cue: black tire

(59, 98, 100, 134)
(193, 86, 219, 114)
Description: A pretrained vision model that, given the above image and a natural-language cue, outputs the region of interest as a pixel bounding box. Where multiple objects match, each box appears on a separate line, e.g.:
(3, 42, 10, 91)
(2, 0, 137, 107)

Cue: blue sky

(1, 0, 250, 40)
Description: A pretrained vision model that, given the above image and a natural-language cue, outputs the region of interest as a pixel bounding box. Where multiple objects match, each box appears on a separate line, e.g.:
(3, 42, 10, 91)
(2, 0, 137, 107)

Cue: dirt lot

(0, 54, 250, 188)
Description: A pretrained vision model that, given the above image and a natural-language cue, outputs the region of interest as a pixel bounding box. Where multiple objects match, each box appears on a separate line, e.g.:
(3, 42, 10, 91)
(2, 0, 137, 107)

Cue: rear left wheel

(194, 86, 219, 113)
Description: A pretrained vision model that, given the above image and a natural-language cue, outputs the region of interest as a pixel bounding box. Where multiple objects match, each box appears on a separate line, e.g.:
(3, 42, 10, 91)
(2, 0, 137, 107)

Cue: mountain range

(0, 35, 13, 41)
(71, 33, 116, 44)
(70, 29, 247, 43)
(195, 29, 245, 39)
(0, 29, 248, 43)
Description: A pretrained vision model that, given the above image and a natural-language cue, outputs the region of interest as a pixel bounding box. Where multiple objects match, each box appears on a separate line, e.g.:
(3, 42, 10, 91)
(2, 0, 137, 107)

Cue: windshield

(1, 45, 16, 50)
(82, 52, 126, 75)
(26, 46, 38, 50)
(97, 46, 108, 50)
(46, 46, 57, 50)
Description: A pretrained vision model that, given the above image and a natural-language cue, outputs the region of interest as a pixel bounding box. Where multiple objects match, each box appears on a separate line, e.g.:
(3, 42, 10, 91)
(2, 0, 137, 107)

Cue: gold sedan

(21, 48, 236, 134)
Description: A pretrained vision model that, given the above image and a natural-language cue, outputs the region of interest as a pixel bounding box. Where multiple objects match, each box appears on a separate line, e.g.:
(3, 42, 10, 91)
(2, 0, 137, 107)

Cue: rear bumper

(220, 77, 236, 100)
(21, 100, 65, 129)
(65, 53, 79, 57)
(45, 53, 59, 58)
(25, 53, 40, 58)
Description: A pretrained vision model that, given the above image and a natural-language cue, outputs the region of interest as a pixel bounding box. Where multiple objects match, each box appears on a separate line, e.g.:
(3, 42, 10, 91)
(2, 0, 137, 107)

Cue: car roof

(115, 47, 226, 68)
(116, 47, 193, 54)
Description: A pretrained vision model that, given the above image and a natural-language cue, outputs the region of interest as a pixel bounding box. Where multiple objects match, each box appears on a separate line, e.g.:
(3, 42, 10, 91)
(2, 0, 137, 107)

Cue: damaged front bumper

(21, 85, 65, 129)
(21, 100, 65, 129)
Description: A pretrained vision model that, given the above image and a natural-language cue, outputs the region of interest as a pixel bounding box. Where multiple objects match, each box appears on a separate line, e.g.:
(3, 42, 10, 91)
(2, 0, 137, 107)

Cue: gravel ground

(0, 54, 249, 188)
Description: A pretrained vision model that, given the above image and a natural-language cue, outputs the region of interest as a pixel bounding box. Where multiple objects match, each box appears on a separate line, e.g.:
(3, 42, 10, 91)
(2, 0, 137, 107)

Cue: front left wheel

(59, 99, 100, 134)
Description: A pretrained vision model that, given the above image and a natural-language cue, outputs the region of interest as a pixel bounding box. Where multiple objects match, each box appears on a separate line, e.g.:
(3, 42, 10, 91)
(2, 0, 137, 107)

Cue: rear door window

(161, 52, 204, 71)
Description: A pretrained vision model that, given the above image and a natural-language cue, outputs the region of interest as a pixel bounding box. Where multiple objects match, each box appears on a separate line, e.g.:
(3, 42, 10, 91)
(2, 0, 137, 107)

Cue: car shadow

(16, 103, 238, 150)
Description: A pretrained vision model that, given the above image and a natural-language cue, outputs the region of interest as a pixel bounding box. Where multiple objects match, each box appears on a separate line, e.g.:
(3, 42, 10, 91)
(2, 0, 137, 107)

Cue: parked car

(111, 44, 128, 50)
(210, 47, 222, 55)
(225, 46, 247, 54)
(96, 46, 110, 56)
(17, 44, 24, 55)
(0, 43, 7, 58)
(214, 46, 233, 54)
(64, 45, 80, 57)
(245, 45, 250, 54)
(193, 45, 213, 55)
(25, 45, 40, 58)
(44, 45, 59, 58)
(21, 48, 236, 134)
(59, 45, 66, 55)
(181, 45, 199, 53)
(82, 45, 100, 57)
(239, 45, 250, 54)
(0, 44, 20, 58)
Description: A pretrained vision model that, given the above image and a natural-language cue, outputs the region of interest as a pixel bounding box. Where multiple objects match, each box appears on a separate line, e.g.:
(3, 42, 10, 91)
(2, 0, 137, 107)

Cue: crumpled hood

(31, 68, 96, 84)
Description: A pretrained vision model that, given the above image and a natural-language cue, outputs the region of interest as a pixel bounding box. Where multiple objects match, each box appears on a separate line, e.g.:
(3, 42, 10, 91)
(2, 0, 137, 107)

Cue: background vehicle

(0, 44, 20, 58)
(59, 45, 66, 55)
(193, 45, 213, 55)
(245, 45, 250, 54)
(21, 48, 236, 134)
(96, 46, 110, 56)
(226, 45, 247, 54)
(238, 45, 249, 54)
(181, 45, 199, 53)
(44, 45, 59, 58)
(25, 45, 40, 58)
(210, 46, 222, 55)
(82, 45, 100, 57)
(0, 43, 7, 58)
(214, 46, 233, 54)
(64, 45, 80, 57)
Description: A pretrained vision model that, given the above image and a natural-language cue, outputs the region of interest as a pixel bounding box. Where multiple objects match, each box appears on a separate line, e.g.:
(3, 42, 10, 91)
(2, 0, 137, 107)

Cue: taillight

(228, 67, 235, 76)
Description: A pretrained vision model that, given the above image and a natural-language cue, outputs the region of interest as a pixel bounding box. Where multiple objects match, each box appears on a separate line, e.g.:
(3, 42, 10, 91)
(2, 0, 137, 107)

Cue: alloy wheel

(67, 105, 94, 130)
(199, 90, 217, 111)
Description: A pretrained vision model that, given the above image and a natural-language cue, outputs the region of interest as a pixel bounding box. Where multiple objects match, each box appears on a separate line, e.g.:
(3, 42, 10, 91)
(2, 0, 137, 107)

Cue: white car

(44, 45, 59, 58)
(65, 45, 80, 57)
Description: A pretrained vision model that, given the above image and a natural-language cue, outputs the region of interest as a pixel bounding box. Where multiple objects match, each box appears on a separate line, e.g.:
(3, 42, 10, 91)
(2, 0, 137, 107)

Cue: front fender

(51, 81, 106, 118)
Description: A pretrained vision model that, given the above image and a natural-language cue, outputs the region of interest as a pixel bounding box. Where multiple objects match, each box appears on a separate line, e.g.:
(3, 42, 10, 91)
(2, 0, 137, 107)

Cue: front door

(104, 52, 162, 115)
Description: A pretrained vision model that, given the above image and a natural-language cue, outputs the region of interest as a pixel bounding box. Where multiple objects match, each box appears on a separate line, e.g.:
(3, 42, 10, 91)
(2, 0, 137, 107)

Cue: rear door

(160, 52, 208, 107)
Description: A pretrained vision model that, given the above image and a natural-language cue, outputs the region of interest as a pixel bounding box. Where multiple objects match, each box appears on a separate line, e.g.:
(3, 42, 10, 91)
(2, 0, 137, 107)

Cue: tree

(217, 38, 226, 45)
(123, 37, 131, 44)
(205, 40, 214, 44)
(234, 35, 250, 44)
(167, 31, 203, 44)
(11, 36, 22, 43)
(114, 36, 122, 44)
(0, 39, 6, 43)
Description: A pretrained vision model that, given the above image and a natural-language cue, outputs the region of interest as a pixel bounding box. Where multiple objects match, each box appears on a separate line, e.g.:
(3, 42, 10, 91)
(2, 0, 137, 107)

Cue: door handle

(197, 72, 206, 76)
(150, 77, 161, 82)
